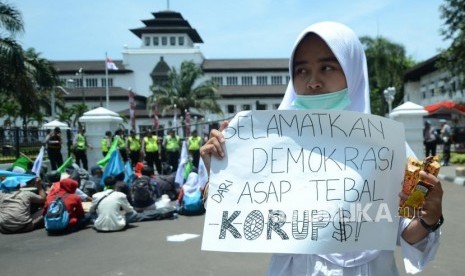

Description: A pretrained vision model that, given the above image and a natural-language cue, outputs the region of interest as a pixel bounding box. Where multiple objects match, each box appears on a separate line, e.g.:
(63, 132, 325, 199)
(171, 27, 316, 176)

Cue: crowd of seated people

(0, 157, 206, 235)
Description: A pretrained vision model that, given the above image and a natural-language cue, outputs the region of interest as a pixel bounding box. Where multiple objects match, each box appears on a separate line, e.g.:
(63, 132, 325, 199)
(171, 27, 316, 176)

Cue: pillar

(389, 101, 428, 159)
(78, 107, 123, 168)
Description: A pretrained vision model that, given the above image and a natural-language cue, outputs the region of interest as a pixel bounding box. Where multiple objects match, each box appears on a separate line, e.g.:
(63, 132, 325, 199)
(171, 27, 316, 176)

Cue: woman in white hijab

(200, 21, 443, 275)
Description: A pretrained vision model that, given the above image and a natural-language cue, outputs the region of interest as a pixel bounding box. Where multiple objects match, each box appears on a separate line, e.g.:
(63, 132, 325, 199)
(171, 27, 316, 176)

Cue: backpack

(45, 194, 70, 231)
(131, 176, 153, 203)
(182, 189, 203, 213)
(80, 180, 98, 197)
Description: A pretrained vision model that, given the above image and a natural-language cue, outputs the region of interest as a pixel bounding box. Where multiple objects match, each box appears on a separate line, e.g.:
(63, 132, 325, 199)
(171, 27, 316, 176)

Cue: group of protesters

(0, 126, 207, 235)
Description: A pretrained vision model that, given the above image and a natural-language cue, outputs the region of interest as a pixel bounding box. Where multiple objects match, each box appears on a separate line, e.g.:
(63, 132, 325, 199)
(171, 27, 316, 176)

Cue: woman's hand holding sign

(200, 120, 229, 173)
(401, 168, 444, 244)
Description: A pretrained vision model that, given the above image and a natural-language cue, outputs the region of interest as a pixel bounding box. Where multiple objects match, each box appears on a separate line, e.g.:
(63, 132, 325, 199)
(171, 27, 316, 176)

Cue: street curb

(438, 174, 465, 186)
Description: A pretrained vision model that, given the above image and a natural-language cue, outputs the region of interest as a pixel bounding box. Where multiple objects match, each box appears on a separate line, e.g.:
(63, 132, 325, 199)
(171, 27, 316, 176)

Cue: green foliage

(0, 2, 59, 127)
(451, 152, 465, 164)
(360, 36, 415, 116)
(148, 60, 222, 135)
(438, 0, 465, 87)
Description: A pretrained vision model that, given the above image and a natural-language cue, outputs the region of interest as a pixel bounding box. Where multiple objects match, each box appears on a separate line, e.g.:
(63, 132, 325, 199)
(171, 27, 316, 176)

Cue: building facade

(51, 10, 289, 136)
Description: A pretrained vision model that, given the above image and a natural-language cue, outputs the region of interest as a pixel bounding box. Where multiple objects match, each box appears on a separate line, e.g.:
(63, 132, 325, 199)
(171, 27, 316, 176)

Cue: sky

(9, 0, 450, 63)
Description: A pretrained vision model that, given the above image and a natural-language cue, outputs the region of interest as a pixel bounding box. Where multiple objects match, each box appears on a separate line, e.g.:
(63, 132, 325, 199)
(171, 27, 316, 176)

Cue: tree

(0, 2, 60, 127)
(69, 103, 88, 128)
(147, 60, 222, 136)
(0, 93, 20, 126)
(0, 1, 24, 93)
(360, 36, 415, 116)
(438, 0, 465, 87)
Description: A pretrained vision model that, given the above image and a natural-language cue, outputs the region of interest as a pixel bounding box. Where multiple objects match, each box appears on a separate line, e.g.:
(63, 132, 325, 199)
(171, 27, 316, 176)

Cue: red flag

(128, 89, 136, 131)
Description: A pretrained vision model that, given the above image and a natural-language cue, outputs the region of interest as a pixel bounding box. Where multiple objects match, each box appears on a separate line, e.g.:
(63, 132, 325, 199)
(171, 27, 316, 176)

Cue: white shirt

(89, 189, 134, 231)
(266, 218, 441, 275)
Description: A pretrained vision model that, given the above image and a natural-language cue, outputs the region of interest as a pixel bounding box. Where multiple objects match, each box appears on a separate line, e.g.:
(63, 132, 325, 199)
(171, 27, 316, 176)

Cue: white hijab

(277, 21, 378, 267)
(278, 21, 370, 114)
(183, 172, 200, 194)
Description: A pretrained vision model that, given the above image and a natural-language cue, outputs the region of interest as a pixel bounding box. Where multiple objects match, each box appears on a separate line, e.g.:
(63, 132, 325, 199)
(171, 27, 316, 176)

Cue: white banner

(202, 110, 406, 254)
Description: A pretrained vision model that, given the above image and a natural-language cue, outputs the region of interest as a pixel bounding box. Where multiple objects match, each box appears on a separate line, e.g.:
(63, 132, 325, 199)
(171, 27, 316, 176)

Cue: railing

(0, 127, 48, 163)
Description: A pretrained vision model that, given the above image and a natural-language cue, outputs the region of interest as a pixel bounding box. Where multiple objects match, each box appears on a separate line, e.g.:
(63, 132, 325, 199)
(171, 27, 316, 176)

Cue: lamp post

(76, 68, 85, 104)
(383, 87, 396, 115)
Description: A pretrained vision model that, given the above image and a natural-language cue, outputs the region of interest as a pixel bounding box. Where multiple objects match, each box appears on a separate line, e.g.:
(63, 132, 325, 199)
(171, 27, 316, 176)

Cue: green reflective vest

(76, 134, 86, 150)
(128, 136, 141, 151)
(101, 137, 110, 152)
(188, 136, 201, 150)
(165, 135, 180, 151)
(144, 136, 159, 152)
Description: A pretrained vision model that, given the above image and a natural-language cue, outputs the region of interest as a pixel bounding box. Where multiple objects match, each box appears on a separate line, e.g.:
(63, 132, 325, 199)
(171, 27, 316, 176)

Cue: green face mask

(291, 88, 351, 110)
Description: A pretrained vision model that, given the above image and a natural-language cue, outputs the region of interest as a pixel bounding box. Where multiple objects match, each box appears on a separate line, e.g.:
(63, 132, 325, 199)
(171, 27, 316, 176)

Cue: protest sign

(202, 110, 406, 254)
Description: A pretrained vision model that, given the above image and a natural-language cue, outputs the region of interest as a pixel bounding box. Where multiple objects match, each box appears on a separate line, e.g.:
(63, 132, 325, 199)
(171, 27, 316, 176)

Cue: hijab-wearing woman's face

(292, 33, 347, 95)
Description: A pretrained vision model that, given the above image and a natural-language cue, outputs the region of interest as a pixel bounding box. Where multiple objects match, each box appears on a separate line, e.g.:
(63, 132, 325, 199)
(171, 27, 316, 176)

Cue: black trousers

(442, 142, 451, 165)
(166, 150, 180, 172)
(74, 149, 88, 170)
(129, 150, 141, 167)
(424, 141, 437, 157)
(145, 151, 162, 174)
(47, 149, 63, 170)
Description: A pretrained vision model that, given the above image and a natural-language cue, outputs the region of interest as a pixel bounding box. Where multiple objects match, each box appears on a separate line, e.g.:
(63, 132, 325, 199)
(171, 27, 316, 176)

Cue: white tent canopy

(42, 120, 70, 129)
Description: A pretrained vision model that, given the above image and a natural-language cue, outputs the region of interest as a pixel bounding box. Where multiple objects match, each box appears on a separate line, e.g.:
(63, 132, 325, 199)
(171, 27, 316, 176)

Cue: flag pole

(105, 52, 110, 109)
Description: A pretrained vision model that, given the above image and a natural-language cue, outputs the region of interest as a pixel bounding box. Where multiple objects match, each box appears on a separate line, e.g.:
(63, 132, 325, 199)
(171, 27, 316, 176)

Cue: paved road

(0, 179, 463, 276)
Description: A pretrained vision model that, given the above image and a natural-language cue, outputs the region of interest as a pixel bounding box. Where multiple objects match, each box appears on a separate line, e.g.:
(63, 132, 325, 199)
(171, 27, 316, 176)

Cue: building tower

(122, 10, 205, 97)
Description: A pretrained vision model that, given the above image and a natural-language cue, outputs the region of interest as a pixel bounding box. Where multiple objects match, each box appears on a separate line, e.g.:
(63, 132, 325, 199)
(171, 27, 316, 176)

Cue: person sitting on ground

(46, 171, 92, 202)
(176, 172, 205, 216)
(131, 165, 158, 212)
(0, 177, 46, 234)
(43, 178, 89, 233)
(134, 161, 145, 178)
(89, 176, 138, 232)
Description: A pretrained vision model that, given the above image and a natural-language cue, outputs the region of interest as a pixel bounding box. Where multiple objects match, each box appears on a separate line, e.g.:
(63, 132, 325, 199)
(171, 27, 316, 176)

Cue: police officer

(163, 129, 180, 172)
(114, 129, 128, 162)
(73, 128, 92, 170)
(44, 127, 64, 170)
(101, 131, 112, 157)
(188, 130, 202, 168)
(127, 130, 142, 167)
(142, 130, 161, 174)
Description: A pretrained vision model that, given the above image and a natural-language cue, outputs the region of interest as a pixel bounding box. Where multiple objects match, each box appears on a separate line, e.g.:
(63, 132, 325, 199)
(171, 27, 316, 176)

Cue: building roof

(217, 85, 286, 98)
(202, 59, 289, 72)
(130, 11, 203, 43)
(404, 54, 440, 82)
(52, 60, 130, 74)
(63, 87, 145, 102)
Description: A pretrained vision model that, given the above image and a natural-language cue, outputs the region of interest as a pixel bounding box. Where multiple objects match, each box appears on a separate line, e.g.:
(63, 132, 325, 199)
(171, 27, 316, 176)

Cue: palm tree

(69, 103, 89, 128)
(0, 1, 25, 94)
(23, 48, 60, 122)
(1, 2, 60, 127)
(360, 36, 415, 116)
(0, 94, 20, 126)
(147, 60, 222, 136)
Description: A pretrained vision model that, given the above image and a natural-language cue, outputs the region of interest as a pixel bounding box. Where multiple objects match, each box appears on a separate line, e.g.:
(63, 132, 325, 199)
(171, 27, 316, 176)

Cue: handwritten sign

(201, 110, 406, 254)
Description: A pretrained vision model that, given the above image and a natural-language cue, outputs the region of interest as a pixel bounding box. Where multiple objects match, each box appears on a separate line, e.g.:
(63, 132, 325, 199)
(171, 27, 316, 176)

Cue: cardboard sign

(202, 110, 406, 254)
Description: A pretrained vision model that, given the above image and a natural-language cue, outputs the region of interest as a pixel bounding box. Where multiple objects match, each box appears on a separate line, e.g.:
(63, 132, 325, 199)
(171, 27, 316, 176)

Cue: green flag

(12, 154, 33, 173)
(97, 137, 120, 167)
(57, 156, 74, 173)
(183, 160, 193, 181)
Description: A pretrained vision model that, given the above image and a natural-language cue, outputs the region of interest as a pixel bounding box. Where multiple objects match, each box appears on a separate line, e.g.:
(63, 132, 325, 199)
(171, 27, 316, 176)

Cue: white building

(53, 10, 288, 136)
